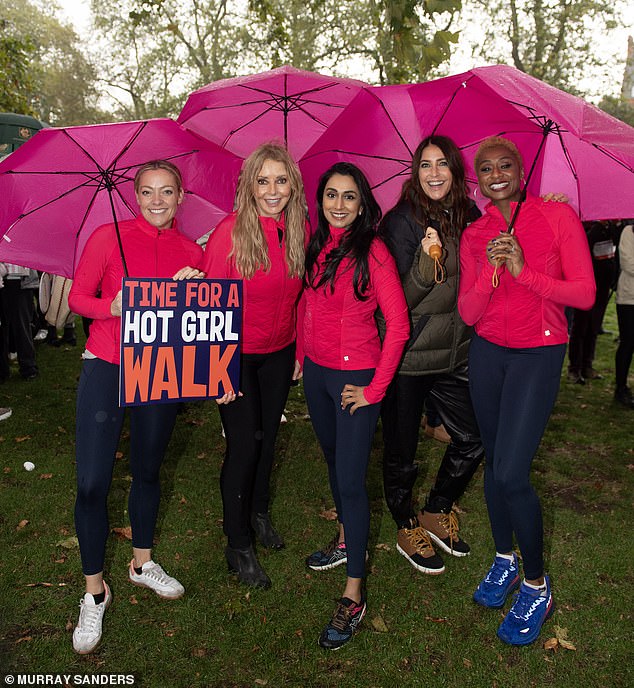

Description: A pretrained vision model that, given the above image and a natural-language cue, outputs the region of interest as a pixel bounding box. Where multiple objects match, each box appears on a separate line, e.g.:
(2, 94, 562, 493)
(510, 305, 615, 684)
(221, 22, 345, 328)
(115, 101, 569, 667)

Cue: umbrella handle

(429, 244, 446, 284)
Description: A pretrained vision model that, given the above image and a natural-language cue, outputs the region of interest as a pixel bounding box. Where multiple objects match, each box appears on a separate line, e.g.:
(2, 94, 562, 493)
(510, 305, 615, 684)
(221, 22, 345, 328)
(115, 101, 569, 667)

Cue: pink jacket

(458, 195, 595, 348)
(201, 212, 307, 355)
(298, 226, 409, 404)
(69, 215, 203, 365)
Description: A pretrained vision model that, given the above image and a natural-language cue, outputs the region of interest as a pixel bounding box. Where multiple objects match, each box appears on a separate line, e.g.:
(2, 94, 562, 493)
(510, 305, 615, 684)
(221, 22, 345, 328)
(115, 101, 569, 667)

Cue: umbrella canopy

(0, 118, 242, 278)
(407, 65, 634, 221)
(177, 65, 369, 160)
(299, 84, 422, 219)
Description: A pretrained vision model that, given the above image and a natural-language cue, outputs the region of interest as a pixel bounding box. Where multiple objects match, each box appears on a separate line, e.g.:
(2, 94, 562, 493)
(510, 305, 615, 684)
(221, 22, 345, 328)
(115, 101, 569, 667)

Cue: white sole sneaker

(128, 559, 185, 599)
(72, 582, 112, 655)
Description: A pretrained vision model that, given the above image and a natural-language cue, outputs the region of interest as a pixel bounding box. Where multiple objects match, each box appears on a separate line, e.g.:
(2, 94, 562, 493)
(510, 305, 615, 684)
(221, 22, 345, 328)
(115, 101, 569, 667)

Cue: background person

(200, 142, 308, 589)
(300, 162, 409, 650)
(68, 159, 203, 655)
(614, 220, 634, 408)
(458, 136, 595, 646)
(379, 135, 485, 576)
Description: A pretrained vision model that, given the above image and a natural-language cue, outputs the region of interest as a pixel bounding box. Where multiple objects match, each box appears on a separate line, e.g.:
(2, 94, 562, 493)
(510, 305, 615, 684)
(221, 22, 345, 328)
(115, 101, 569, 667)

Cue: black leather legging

(381, 364, 484, 527)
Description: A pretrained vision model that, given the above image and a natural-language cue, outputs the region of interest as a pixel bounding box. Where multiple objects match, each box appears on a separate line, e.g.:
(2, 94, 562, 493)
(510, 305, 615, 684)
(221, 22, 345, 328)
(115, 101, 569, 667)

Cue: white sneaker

(0, 408, 12, 422)
(72, 582, 112, 655)
(34, 329, 48, 342)
(128, 559, 184, 599)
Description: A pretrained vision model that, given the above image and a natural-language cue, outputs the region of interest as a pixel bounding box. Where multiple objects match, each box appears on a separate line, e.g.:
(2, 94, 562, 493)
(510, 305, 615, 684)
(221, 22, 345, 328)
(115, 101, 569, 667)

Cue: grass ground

(0, 303, 632, 688)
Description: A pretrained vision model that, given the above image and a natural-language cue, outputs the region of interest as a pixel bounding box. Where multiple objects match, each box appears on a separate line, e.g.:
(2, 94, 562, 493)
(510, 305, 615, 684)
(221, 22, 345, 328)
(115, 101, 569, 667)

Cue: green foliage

(0, 28, 37, 115)
(0, 0, 102, 125)
(0, 304, 632, 685)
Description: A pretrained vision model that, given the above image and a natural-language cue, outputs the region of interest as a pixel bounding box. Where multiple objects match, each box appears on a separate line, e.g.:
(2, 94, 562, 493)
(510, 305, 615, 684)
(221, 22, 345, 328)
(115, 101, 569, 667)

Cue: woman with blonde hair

(201, 142, 308, 588)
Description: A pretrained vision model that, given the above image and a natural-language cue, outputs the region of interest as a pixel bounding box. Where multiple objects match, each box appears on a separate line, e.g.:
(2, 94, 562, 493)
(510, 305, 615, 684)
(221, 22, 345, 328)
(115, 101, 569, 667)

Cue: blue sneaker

(497, 576, 554, 646)
(318, 596, 367, 650)
(473, 553, 520, 608)
(307, 534, 347, 571)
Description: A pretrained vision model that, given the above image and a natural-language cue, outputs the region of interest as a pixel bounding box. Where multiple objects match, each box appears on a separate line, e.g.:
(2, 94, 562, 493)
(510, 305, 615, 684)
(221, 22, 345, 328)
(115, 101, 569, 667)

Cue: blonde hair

(474, 136, 524, 174)
(134, 159, 183, 194)
(231, 142, 306, 279)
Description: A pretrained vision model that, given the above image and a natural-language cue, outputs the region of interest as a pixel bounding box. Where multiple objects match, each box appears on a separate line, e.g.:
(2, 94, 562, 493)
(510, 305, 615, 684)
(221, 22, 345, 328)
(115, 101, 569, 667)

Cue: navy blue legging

(469, 335, 565, 581)
(303, 357, 381, 579)
(74, 358, 179, 575)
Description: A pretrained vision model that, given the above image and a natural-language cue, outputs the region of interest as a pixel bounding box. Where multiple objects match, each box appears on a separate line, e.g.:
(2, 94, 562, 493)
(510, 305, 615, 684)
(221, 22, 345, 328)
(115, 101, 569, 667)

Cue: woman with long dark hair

(380, 135, 484, 575)
(299, 162, 409, 650)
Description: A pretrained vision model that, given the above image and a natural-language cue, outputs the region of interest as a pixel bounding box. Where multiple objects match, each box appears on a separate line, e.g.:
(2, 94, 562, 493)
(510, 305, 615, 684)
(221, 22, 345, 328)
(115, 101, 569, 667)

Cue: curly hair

(474, 136, 524, 175)
(231, 142, 306, 279)
(397, 135, 471, 240)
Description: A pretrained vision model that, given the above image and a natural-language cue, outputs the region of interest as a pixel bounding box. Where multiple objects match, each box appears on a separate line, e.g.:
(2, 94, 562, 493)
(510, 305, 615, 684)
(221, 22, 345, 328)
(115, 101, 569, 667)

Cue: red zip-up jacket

(458, 195, 595, 348)
(68, 215, 203, 365)
(297, 226, 409, 404)
(201, 212, 307, 355)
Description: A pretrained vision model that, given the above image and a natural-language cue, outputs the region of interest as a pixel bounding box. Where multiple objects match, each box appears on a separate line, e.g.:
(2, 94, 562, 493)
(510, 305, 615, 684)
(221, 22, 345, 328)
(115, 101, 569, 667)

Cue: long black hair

(399, 135, 471, 239)
(305, 162, 382, 301)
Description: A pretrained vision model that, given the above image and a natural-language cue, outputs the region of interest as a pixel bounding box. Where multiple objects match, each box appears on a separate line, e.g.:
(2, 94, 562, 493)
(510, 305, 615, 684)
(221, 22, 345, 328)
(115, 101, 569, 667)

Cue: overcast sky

(56, 0, 633, 103)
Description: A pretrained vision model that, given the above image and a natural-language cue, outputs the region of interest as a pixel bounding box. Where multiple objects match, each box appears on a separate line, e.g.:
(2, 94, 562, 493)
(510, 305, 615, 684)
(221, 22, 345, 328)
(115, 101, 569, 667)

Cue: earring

(473, 186, 478, 198)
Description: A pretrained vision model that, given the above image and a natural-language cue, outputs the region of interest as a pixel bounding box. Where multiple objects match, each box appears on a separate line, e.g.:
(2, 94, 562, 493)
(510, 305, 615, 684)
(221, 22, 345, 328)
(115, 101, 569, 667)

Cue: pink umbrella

(177, 65, 369, 160)
(302, 65, 634, 222)
(0, 118, 242, 277)
(407, 65, 634, 220)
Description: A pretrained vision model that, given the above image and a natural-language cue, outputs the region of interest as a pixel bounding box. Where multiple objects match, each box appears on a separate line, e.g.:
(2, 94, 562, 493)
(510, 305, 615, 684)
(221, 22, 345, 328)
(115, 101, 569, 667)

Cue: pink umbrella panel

(407, 66, 634, 221)
(178, 65, 370, 161)
(0, 119, 242, 278)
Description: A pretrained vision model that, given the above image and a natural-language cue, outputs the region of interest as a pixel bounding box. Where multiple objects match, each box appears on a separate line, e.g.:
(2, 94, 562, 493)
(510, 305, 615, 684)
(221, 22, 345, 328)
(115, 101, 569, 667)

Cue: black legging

(219, 344, 295, 549)
(615, 304, 634, 389)
(381, 365, 484, 527)
(74, 358, 179, 575)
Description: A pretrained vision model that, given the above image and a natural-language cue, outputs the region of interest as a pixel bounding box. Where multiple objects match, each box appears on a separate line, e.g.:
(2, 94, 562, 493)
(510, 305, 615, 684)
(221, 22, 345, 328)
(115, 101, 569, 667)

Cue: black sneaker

(318, 596, 367, 650)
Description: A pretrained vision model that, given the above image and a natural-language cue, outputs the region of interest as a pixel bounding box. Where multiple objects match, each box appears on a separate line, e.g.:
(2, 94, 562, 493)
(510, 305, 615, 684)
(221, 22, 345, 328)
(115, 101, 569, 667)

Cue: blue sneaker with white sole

(473, 553, 520, 608)
(497, 576, 554, 646)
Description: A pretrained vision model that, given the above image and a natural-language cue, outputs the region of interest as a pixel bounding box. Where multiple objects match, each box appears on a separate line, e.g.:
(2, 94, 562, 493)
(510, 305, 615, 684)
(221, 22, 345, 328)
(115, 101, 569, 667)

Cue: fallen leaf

(180, 496, 187, 504)
(543, 637, 559, 651)
(26, 582, 67, 587)
(319, 507, 338, 521)
(65, 620, 74, 631)
(56, 536, 79, 549)
(197, 452, 206, 459)
(425, 616, 449, 623)
(16, 636, 32, 643)
(255, 680, 268, 686)
(3, 467, 11, 473)
(39, 473, 53, 480)
(17, 519, 29, 530)
(371, 615, 388, 632)
(463, 658, 473, 668)
(57, 426, 67, 433)
(559, 638, 577, 651)
(375, 543, 391, 551)
(112, 526, 133, 540)
(191, 648, 206, 657)
(15, 436, 31, 442)
(130, 595, 138, 605)
(294, 629, 303, 637)
(115, 451, 124, 460)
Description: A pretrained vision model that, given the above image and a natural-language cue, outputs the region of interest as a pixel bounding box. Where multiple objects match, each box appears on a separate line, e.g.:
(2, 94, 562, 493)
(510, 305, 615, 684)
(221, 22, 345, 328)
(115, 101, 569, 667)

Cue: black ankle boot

(250, 512, 285, 550)
(225, 545, 271, 589)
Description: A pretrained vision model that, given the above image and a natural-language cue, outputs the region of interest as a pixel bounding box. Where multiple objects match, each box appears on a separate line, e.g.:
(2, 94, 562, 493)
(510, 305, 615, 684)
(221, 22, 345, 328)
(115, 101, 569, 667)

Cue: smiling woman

(134, 161, 184, 230)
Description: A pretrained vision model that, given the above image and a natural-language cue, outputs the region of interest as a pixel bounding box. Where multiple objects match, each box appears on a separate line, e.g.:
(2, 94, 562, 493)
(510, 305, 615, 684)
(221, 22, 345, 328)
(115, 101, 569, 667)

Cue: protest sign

(119, 278, 242, 406)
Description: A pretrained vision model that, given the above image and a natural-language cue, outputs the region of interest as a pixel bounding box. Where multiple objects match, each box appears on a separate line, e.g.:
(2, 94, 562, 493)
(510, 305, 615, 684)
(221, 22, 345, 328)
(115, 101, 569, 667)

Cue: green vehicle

(0, 112, 48, 158)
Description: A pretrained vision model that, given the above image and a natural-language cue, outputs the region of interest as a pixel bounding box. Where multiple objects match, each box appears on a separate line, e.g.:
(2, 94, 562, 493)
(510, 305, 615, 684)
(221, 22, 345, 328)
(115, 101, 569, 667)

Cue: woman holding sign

(68, 159, 203, 655)
(201, 143, 308, 589)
